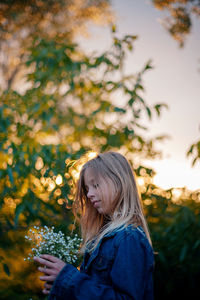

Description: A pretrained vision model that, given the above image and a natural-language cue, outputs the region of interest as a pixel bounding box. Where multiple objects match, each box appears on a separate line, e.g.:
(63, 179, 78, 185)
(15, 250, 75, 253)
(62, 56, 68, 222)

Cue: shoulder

(113, 225, 153, 255)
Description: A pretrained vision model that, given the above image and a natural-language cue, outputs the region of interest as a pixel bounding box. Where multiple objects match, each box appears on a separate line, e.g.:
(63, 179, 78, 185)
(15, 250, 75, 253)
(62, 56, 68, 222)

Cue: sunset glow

(148, 159, 200, 191)
(76, 0, 200, 192)
(56, 174, 63, 185)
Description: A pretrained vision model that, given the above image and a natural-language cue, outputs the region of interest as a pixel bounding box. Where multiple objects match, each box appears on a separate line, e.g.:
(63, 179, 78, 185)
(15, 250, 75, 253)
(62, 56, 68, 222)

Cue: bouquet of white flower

(24, 225, 82, 264)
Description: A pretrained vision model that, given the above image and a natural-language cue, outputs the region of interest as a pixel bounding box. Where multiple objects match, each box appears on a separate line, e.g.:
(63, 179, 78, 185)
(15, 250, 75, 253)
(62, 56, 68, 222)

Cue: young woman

(34, 151, 154, 299)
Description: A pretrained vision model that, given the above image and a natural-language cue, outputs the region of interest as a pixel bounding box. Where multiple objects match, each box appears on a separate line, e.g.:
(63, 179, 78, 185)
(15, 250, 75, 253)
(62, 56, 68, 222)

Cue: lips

(92, 200, 101, 207)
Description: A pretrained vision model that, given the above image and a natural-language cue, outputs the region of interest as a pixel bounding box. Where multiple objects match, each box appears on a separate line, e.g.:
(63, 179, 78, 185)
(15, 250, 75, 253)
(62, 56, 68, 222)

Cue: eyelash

(85, 183, 99, 191)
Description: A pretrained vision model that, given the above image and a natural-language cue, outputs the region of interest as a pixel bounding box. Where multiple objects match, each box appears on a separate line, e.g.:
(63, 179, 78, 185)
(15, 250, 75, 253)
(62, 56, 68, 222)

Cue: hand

(34, 254, 66, 295)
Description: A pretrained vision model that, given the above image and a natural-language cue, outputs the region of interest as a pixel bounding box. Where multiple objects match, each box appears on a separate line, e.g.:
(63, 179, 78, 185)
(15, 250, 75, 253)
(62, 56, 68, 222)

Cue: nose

(87, 188, 95, 200)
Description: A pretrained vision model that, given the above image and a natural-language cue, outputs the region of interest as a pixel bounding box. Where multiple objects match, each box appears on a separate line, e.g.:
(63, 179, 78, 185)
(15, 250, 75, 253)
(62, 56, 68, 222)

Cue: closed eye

(84, 182, 99, 191)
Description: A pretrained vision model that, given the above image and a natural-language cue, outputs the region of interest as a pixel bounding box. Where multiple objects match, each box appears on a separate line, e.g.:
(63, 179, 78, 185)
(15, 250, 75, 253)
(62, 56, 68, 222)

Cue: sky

(76, 0, 200, 191)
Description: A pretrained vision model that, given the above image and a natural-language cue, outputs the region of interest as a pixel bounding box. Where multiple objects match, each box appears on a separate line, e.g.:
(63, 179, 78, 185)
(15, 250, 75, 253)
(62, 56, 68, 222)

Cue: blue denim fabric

(48, 225, 154, 300)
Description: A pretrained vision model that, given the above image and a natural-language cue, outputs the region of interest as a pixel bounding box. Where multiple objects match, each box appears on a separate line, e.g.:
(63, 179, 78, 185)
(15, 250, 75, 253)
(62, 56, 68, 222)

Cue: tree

(143, 184, 200, 300)
(0, 30, 168, 298)
(1, 3, 199, 299)
(151, 0, 200, 46)
(151, 1, 200, 167)
(0, 0, 113, 90)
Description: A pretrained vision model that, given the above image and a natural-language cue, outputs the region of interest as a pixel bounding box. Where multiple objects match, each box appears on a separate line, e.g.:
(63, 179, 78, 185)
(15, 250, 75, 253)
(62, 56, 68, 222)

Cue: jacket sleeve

(48, 230, 154, 300)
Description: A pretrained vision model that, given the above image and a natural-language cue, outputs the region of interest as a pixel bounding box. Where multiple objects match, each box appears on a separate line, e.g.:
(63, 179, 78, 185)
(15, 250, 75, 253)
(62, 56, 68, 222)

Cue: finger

(42, 289, 50, 295)
(40, 254, 60, 263)
(40, 275, 55, 282)
(38, 267, 53, 275)
(44, 282, 52, 289)
(34, 256, 54, 268)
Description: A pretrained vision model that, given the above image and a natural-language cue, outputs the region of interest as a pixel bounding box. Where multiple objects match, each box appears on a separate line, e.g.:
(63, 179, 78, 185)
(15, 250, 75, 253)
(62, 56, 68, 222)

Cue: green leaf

(7, 167, 14, 185)
(193, 240, 200, 249)
(128, 98, 135, 107)
(114, 107, 126, 114)
(14, 202, 25, 227)
(146, 106, 152, 119)
(179, 244, 188, 262)
(144, 61, 153, 71)
(3, 264, 10, 276)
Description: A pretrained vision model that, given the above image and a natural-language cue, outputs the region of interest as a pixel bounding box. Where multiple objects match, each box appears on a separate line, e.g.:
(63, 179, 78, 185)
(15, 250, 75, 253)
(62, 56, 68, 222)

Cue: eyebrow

(84, 179, 95, 188)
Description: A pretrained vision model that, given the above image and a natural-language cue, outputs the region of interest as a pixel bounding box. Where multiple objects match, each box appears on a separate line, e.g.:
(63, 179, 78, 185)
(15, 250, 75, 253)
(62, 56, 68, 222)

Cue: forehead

(83, 167, 97, 185)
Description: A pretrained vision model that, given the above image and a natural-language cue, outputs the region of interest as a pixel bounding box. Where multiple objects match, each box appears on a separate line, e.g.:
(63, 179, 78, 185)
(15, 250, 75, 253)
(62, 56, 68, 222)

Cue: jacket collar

(83, 226, 127, 271)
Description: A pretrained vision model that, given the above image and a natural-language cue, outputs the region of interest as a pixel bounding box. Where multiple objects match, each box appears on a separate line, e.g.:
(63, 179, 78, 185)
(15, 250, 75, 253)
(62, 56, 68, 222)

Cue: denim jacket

(48, 225, 154, 300)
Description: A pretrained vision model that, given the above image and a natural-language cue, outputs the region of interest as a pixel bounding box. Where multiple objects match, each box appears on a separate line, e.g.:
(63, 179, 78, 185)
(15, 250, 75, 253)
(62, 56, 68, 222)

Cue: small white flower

(24, 225, 82, 264)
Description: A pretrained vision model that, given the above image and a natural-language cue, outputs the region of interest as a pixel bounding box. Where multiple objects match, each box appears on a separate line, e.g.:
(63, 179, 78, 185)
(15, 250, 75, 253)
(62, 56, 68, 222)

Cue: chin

(97, 208, 103, 214)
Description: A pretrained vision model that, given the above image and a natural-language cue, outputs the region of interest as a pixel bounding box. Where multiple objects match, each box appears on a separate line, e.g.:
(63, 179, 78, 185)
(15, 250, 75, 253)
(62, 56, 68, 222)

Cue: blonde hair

(73, 151, 152, 253)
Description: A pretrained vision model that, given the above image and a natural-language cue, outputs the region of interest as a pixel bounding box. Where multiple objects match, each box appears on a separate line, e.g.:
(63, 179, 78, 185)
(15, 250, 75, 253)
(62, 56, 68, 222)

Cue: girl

(34, 151, 154, 300)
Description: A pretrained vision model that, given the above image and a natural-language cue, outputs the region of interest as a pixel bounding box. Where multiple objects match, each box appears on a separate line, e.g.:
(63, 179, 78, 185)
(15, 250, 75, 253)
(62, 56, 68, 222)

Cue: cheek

(105, 188, 119, 212)
(98, 180, 117, 213)
(100, 195, 113, 214)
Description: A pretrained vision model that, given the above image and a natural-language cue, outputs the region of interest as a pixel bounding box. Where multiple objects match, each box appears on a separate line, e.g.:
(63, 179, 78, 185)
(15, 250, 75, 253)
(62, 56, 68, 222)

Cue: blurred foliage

(143, 184, 200, 300)
(0, 30, 168, 299)
(151, 1, 200, 168)
(151, 0, 200, 47)
(0, 0, 114, 90)
(0, 15, 199, 300)
(187, 137, 200, 166)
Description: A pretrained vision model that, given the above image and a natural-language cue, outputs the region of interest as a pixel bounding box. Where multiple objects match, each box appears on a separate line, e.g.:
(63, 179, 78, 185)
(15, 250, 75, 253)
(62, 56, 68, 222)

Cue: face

(83, 167, 116, 215)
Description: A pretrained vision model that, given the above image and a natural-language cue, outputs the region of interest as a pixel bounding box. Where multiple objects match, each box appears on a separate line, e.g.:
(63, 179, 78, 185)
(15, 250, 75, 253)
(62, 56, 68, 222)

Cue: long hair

(73, 151, 152, 253)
